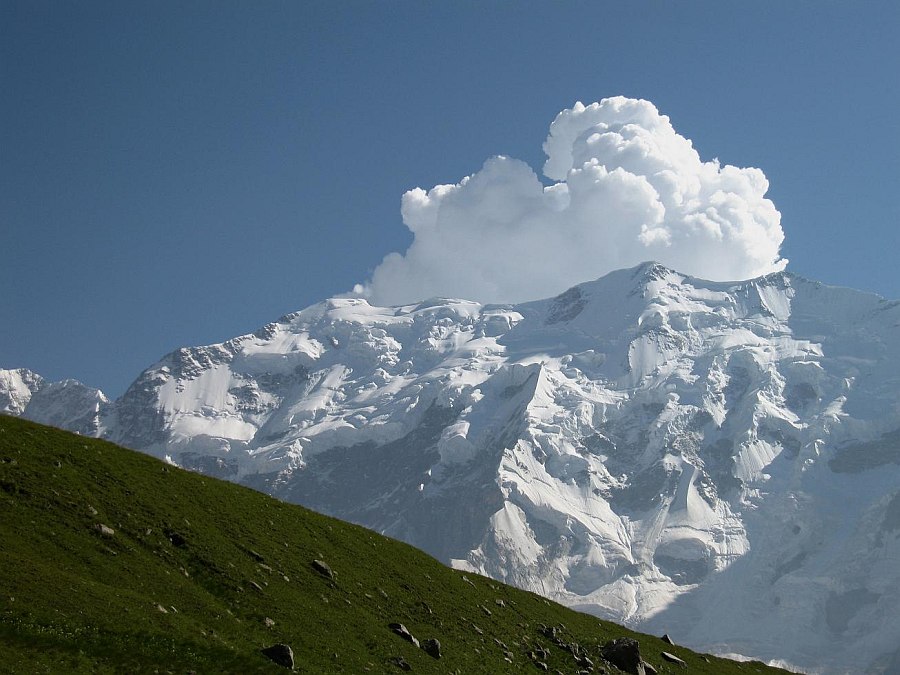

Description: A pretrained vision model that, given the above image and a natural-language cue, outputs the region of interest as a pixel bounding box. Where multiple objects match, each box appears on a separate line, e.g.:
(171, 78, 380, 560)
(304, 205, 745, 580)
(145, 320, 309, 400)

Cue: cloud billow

(361, 96, 786, 305)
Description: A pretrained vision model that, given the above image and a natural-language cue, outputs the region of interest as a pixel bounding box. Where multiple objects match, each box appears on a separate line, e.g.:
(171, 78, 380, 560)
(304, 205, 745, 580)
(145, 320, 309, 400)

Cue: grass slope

(0, 416, 785, 674)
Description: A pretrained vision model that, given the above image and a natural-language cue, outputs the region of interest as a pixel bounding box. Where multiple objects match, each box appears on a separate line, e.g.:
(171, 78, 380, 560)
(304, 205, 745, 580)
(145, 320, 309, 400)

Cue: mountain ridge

(4, 261, 900, 673)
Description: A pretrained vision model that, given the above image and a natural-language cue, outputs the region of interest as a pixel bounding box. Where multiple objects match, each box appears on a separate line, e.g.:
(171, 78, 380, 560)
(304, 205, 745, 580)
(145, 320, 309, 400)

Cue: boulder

(167, 531, 186, 548)
(600, 637, 645, 675)
(261, 643, 294, 669)
(311, 559, 334, 580)
(661, 651, 687, 667)
(422, 637, 441, 659)
(95, 523, 115, 537)
(389, 622, 420, 648)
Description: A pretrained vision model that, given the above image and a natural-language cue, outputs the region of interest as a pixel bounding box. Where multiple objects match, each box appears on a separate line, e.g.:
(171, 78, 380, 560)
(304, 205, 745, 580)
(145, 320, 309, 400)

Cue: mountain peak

(0, 367, 45, 415)
(6, 266, 900, 672)
(0, 368, 109, 435)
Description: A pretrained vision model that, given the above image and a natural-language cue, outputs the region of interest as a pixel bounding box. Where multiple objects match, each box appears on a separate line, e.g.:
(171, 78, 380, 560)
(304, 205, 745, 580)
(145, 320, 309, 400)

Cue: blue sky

(2, 1, 898, 397)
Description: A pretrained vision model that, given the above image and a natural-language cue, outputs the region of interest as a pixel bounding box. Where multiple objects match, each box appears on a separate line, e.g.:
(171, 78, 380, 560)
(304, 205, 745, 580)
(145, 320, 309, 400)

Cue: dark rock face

(601, 637, 645, 675)
(260, 643, 294, 669)
(545, 286, 587, 324)
(107, 369, 170, 449)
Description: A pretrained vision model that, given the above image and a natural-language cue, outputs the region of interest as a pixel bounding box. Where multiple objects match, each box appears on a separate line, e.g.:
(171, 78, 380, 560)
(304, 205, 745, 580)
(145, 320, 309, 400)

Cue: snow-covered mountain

(0, 368, 44, 416)
(0, 368, 108, 436)
(5, 262, 900, 673)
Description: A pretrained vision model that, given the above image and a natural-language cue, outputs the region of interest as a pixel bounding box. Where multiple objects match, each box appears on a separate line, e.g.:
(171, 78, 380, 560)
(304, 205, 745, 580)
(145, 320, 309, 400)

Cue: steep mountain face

(6, 262, 900, 673)
(0, 368, 108, 435)
(0, 368, 44, 415)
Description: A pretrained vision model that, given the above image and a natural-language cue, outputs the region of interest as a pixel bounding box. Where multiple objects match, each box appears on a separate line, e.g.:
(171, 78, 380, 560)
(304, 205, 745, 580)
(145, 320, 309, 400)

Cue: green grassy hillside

(0, 416, 784, 674)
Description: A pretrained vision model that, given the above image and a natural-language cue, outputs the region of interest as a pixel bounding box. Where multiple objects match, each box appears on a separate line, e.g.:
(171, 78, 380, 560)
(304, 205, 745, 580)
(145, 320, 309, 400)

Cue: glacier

(4, 261, 900, 673)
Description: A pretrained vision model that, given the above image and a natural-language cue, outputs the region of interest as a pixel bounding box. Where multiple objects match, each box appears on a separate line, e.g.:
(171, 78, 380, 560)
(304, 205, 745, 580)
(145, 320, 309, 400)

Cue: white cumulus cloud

(361, 96, 786, 305)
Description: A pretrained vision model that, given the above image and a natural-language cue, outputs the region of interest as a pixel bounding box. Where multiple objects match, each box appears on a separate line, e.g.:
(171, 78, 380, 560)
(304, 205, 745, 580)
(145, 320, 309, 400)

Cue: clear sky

(2, 1, 898, 397)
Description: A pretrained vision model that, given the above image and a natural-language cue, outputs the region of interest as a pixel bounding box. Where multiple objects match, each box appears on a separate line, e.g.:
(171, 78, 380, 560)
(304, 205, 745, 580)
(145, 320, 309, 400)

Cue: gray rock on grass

(261, 643, 294, 669)
(389, 622, 419, 648)
(421, 637, 441, 659)
(661, 651, 687, 667)
(600, 637, 646, 675)
(311, 559, 334, 579)
(95, 523, 115, 537)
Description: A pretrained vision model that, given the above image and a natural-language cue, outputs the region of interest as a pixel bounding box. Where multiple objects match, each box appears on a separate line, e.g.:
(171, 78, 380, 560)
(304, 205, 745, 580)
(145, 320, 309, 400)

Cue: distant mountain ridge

(5, 261, 900, 673)
(1, 367, 108, 435)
